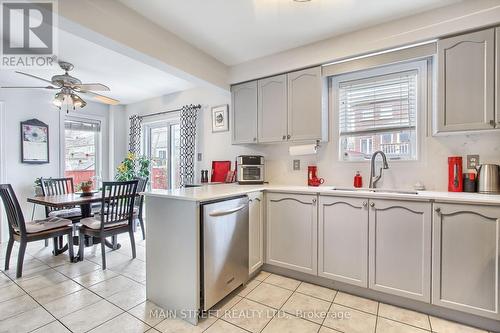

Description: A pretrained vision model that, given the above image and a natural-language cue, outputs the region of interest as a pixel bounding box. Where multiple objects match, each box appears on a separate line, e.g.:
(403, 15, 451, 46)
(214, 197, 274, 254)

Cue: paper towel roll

(289, 144, 318, 156)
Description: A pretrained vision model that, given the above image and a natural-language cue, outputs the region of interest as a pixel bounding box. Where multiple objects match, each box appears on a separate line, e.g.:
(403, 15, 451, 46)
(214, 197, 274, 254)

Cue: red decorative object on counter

(211, 161, 231, 183)
(448, 156, 463, 192)
(308, 165, 325, 187)
(353, 171, 363, 188)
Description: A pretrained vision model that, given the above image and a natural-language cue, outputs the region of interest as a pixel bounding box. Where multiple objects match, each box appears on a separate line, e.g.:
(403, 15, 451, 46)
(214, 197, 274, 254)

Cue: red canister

(448, 156, 463, 192)
(353, 171, 363, 188)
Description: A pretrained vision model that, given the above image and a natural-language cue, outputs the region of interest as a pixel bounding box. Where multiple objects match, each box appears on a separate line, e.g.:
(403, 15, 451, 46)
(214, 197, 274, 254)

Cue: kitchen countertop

(145, 183, 500, 205)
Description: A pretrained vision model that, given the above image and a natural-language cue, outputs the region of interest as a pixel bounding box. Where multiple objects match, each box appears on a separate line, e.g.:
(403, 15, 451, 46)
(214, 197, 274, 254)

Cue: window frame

(142, 117, 180, 190)
(331, 59, 428, 163)
(60, 114, 103, 180)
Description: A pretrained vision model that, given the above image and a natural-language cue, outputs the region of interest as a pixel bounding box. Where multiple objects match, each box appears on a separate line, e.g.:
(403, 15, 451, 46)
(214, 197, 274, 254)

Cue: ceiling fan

(1, 61, 120, 110)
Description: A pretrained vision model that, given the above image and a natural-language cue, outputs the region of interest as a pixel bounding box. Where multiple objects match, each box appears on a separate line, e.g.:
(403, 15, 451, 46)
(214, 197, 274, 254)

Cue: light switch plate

(293, 159, 300, 171)
(467, 154, 479, 169)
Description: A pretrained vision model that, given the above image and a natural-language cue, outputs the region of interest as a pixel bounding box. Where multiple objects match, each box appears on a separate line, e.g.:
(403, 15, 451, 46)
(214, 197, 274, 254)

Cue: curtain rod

(137, 104, 202, 119)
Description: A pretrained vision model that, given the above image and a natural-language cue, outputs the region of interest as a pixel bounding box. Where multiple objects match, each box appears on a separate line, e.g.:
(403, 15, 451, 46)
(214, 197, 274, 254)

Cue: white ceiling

(119, 0, 464, 66)
(0, 29, 194, 105)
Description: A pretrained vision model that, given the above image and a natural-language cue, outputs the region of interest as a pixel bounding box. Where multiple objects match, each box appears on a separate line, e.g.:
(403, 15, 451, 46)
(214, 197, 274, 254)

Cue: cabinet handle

(253, 137, 257, 142)
(287, 134, 291, 140)
(249, 199, 253, 203)
(435, 207, 441, 214)
(490, 120, 496, 127)
(370, 202, 375, 208)
(255, 198, 261, 202)
(312, 198, 317, 205)
(362, 201, 367, 207)
(282, 135, 286, 140)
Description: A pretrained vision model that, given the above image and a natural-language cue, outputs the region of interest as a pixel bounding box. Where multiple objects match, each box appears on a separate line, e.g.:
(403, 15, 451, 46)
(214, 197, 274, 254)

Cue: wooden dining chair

(134, 177, 148, 240)
(78, 180, 138, 269)
(40, 177, 82, 220)
(0, 184, 74, 278)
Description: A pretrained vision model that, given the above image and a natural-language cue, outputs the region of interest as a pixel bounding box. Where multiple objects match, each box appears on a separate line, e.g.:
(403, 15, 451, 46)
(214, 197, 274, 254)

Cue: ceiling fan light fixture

(70, 93, 86, 109)
(52, 92, 65, 108)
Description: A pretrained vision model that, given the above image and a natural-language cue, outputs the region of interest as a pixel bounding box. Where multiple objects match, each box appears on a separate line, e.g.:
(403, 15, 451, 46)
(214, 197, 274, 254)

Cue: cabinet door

(231, 81, 258, 144)
(258, 75, 288, 143)
(266, 192, 317, 274)
(248, 191, 264, 274)
(496, 28, 500, 127)
(437, 28, 495, 132)
(319, 196, 369, 287)
(432, 203, 500, 320)
(287, 67, 326, 141)
(368, 199, 431, 302)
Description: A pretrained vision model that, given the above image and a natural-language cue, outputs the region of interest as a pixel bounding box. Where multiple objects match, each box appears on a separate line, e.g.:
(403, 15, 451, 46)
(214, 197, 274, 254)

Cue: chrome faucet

(369, 151, 389, 188)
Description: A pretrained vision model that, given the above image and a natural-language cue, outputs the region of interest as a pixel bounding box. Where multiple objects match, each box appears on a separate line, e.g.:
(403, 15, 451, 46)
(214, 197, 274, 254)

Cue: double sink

(330, 187, 419, 195)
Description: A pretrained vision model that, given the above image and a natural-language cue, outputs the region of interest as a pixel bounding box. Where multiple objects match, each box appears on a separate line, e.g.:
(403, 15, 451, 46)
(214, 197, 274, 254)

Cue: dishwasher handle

(208, 205, 247, 217)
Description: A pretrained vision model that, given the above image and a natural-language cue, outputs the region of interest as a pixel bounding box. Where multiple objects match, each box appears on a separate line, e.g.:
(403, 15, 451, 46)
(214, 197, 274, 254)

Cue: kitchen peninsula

(145, 184, 500, 331)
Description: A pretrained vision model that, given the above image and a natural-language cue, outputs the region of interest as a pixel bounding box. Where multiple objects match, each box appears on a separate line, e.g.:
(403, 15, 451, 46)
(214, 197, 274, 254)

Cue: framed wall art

(21, 119, 49, 164)
(211, 104, 229, 133)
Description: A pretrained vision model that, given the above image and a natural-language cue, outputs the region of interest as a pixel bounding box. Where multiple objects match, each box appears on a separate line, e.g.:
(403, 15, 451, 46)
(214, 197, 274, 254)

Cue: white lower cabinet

(432, 203, 500, 320)
(248, 191, 264, 274)
(266, 192, 318, 274)
(368, 199, 432, 302)
(319, 196, 369, 287)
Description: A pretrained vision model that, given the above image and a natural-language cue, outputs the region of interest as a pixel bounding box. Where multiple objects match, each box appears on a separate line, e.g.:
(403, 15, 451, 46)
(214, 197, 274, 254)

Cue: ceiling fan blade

(14, 71, 60, 87)
(81, 91, 120, 105)
(73, 83, 110, 91)
(1, 86, 58, 89)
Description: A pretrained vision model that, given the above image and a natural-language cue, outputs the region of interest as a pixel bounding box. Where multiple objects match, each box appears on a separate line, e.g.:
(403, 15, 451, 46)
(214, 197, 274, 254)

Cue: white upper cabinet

(287, 67, 327, 142)
(258, 75, 288, 143)
(437, 28, 496, 133)
(266, 192, 318, 274)
(432, 203, 500, 320)
(231, 81, 258, 144)
(319, 196, 369, 287)
(248, 191, 264, 274)
(368, 199, 432, 302)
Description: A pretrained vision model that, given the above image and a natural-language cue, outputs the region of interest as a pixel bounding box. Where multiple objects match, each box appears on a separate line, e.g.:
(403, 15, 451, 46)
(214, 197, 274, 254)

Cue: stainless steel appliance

(237, 155, 264, 184)
(202, 196, 249, 310)
(477, 164, 500, 194)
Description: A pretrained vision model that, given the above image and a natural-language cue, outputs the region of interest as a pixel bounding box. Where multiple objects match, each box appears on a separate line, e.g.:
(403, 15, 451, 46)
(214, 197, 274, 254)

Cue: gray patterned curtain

(129, 114, 142, 158)
(179, 104, 200, 187)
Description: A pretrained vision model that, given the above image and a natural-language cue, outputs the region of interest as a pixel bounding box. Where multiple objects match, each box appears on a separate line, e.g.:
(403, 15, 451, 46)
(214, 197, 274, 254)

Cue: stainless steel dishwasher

(201, 196, 249, 310)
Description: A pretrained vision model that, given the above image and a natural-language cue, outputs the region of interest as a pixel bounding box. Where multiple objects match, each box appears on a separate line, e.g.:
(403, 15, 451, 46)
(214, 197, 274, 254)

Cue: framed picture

(21, 119, 49, 164)
(211, 104, 229, 133)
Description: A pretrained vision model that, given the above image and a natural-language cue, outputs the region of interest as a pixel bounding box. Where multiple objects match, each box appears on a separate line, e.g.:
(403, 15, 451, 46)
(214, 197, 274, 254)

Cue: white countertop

(145, 183, 500, 205)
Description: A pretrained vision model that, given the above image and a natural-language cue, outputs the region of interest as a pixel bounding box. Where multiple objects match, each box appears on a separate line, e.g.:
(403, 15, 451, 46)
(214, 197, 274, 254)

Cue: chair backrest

(40, 177, 75, 215)
(98, 180, 138, 230)
(40, 177, 74, 196)
(0, 184, 26, 235)
(136, 177, 148, 193)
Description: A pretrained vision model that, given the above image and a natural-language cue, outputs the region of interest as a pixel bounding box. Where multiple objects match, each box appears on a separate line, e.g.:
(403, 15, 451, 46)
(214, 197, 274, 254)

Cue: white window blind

(338, 70, 417, 136)
(64, 119, 101, 132)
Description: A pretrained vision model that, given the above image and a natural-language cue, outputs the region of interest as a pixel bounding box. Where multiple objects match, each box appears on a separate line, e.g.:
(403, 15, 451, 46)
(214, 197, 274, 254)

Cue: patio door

(143, 121, 181, 190)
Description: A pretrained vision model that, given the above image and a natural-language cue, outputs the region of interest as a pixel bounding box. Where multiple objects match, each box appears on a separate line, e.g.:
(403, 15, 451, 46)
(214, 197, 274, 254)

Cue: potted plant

(77, 180, 93, 195)
(116, 152, 151, 181)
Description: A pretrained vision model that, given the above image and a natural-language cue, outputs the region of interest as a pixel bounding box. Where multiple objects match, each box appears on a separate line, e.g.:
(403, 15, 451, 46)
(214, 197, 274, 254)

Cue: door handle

(208, 205, 247, 217)
(362, 201, 368, 207)
(370, 202, 375, 208)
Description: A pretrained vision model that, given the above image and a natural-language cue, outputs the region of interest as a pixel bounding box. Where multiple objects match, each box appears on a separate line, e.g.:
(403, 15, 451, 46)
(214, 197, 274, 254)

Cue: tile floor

(0, 231, 494, 333)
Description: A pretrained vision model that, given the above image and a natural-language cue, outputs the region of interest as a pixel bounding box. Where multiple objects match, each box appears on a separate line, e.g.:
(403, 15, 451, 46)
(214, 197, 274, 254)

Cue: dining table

(27, 192, 123, 261)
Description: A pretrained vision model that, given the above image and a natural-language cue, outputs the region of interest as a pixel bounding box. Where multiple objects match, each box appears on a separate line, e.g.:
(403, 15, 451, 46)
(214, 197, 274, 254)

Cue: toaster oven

(237, 155, 264, 184)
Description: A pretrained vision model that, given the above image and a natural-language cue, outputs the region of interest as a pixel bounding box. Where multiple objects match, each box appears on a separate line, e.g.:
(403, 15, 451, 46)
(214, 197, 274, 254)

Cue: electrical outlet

(467, 155, 479, 169)
(197, 153, 202, 162)
(293, 159, 300, 171)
